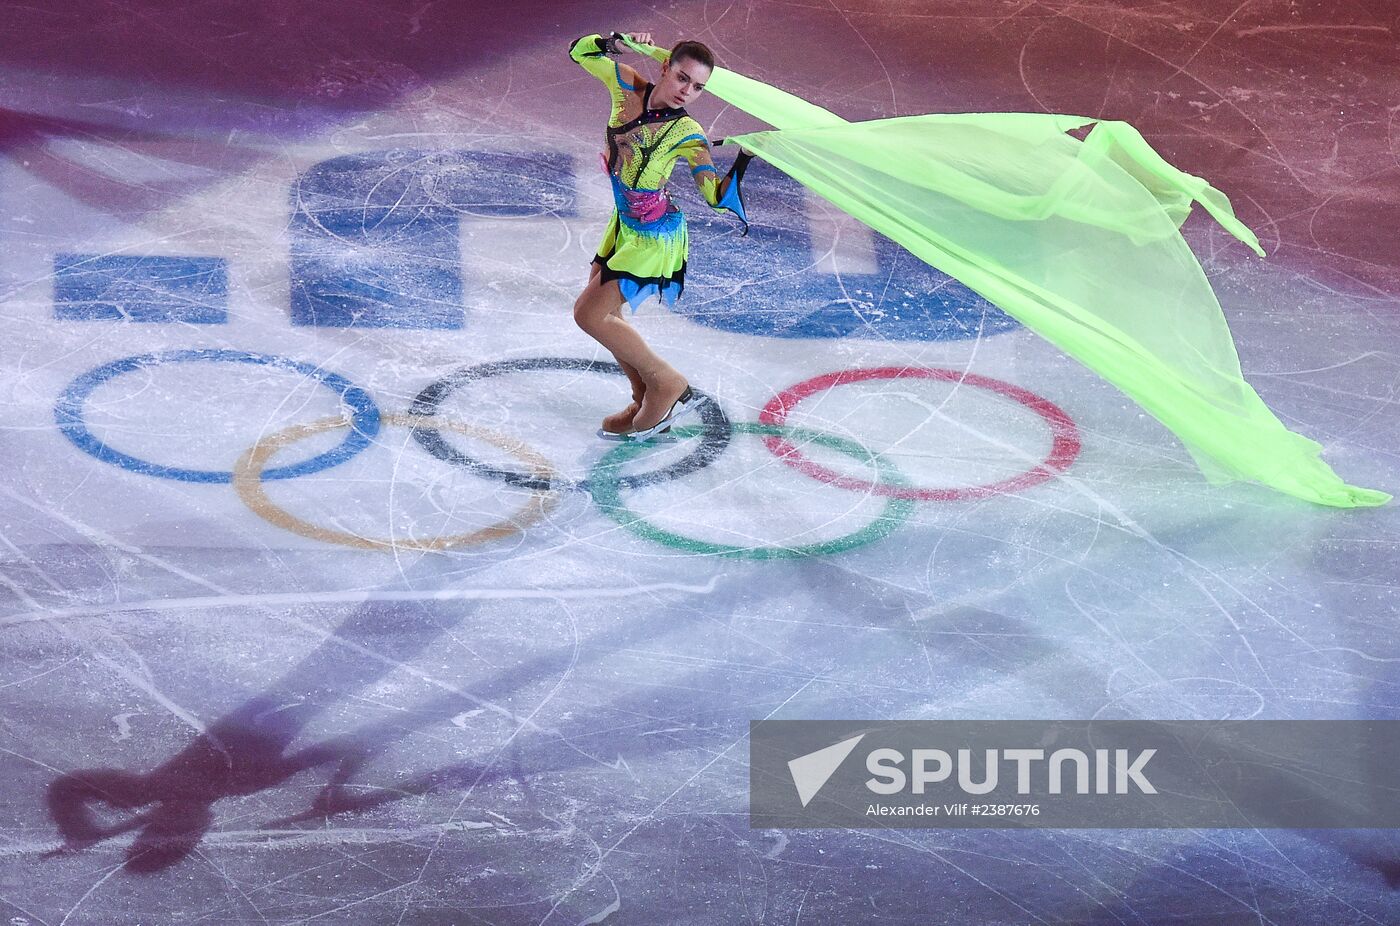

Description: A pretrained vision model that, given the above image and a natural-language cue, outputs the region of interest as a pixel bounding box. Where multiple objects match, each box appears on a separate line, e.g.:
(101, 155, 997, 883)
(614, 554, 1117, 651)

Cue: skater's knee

(573, 301, 603, 333)
(573, 277, 624, 334)
(574, 291, 620, 334)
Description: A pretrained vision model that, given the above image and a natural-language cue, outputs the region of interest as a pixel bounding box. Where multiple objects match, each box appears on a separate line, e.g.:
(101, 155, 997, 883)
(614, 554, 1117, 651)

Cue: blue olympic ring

(55, 349, 381, 484)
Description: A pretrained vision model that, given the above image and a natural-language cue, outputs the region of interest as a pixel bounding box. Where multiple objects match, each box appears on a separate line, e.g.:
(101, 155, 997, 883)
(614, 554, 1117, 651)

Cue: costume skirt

(591, 206, 688, 312)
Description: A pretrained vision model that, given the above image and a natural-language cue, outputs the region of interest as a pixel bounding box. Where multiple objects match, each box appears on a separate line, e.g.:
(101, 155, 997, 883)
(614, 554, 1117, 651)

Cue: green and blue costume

(570, 33, 751, 311)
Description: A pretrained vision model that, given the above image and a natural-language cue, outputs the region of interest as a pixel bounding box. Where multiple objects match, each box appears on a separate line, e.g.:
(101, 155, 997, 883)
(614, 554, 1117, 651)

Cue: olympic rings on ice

(759, 367, 1081, 501)
(232, 414, 559, 551)
(588, 422, 916, 558)
(408, 356, 732, 493)
(56, 349, 380, 484)
(54, 352, 1084, 554)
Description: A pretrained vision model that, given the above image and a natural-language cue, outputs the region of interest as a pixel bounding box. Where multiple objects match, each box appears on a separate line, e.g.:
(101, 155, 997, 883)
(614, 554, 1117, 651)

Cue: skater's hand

(616, 31, 654, 50)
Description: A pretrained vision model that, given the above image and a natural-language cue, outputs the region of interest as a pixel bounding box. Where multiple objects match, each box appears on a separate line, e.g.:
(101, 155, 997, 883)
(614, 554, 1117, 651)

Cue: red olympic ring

(758, 367, 1082, 501)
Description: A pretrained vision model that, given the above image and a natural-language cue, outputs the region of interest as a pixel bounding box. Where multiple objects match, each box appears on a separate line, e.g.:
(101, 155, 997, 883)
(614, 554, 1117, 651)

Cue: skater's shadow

(44, 694, 361, 872)
(41, 559, 752, 873)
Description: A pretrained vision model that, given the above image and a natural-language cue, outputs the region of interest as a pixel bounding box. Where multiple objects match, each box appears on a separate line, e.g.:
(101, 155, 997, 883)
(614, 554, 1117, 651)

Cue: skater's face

(656, 56, 710, 109)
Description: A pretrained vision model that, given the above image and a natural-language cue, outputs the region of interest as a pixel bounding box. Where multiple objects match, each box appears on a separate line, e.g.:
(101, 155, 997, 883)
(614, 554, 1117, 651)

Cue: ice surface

(2, 1, 1398, 923)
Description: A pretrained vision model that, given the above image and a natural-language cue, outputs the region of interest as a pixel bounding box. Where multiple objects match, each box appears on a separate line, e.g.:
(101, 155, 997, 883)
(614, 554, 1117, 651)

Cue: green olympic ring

(587, 422, 916, 559)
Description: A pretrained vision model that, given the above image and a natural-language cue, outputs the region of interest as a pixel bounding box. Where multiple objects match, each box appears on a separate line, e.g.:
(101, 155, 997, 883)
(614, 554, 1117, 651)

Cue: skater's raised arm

(568, 31, 652, 99)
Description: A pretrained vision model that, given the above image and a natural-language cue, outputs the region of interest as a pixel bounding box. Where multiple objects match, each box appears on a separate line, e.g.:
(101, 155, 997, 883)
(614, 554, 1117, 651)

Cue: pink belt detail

(600, 152, 674, 223)
(621, 187, 673, 223)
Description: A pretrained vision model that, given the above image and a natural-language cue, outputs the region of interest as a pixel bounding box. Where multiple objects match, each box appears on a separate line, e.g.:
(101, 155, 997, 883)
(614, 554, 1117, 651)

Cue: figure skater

(568, 30, 752, 440)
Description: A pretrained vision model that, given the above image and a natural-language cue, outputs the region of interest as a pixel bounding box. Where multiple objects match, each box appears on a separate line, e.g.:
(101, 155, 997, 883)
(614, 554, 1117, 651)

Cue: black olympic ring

(408, 356, 733, 493)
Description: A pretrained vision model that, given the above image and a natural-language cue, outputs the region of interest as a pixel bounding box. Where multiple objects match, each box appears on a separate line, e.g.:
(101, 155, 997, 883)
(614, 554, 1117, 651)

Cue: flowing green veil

(624, 37, 1387, 508)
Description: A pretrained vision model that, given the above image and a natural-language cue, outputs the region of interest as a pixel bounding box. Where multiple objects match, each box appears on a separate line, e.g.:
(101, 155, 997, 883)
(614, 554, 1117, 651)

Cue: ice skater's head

(655, 40, 714, 109)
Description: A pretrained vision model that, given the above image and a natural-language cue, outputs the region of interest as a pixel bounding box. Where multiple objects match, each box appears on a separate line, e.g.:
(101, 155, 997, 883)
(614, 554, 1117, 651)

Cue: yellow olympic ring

(233, 414, 560, 551)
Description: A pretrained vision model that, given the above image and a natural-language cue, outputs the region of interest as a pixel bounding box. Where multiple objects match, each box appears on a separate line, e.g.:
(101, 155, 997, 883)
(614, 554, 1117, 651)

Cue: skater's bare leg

(580, 268, 646, 431)
(573, 275, 687, 432)
(610, 306, 647, 399)
(600, 305, 648, 432)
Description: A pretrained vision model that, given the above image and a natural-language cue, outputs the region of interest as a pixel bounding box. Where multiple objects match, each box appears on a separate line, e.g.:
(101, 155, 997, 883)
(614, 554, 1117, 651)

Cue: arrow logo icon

(788, 734, 866, 807)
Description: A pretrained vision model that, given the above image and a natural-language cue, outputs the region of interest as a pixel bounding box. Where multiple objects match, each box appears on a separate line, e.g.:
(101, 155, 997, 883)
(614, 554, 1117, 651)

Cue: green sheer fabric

(624, 37, 1387, 507)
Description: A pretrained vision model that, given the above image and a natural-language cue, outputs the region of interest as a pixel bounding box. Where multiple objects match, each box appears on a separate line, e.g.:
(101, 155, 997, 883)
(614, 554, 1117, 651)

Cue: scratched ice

(1, 2, 1398, 924)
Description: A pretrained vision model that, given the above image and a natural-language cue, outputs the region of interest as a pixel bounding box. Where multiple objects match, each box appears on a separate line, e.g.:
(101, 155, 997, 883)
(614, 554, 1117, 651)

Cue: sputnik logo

(788, 734, 866, 807)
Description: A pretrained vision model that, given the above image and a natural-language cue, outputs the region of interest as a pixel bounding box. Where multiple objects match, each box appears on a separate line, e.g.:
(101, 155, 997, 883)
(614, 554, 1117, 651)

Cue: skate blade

(596, 427, 678, 444)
